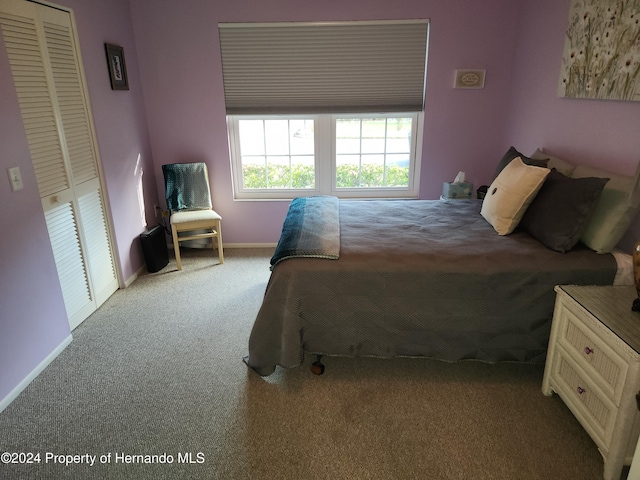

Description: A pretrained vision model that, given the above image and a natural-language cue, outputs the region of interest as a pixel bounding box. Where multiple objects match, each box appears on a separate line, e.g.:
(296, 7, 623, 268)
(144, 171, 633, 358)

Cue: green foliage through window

(242, 163, 409, 189)
(243, 164, 314, 189)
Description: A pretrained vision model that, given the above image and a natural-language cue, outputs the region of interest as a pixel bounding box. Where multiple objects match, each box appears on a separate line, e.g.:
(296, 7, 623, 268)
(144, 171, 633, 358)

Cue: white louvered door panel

(44, 201, 94, 330)
(41, 14, 98, 185)
(76, 183, 117, 308)
(1, 0, 118, 329)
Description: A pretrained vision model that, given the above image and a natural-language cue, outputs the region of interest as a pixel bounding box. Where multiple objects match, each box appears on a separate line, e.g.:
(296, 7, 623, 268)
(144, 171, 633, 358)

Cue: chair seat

(170, 209, 221, 224)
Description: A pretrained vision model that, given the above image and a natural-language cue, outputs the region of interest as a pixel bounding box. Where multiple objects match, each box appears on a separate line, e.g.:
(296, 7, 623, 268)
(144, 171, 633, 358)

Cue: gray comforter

(245, 198, 617, 375)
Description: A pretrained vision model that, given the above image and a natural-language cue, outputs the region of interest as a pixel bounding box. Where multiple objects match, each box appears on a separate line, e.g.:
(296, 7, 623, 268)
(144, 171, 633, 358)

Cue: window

(335, 116, 414, 190)
(228, 113, 422, 199)
(219, 20, 429, 199)
(236, 118, 315, 190)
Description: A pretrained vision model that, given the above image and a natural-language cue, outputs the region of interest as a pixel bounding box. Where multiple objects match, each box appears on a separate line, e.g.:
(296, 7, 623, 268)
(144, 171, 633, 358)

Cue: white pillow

(481, 157, 550, 235)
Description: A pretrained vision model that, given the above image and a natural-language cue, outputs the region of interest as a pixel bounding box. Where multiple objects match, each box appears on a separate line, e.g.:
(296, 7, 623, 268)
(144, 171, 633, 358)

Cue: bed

(244, 150, 637, 376)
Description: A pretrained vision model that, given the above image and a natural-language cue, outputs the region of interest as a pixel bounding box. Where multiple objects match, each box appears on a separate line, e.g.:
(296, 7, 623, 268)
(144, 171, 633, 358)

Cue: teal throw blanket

(270, 196, 340, 269)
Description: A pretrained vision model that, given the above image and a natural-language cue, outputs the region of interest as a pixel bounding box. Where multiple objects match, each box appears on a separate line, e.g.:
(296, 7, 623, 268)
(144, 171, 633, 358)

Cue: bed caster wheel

(311, 355, 325, 375)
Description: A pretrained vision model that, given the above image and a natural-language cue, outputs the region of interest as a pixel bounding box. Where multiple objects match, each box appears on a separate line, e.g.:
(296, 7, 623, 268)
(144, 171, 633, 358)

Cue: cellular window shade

(218, 20, 429, 114)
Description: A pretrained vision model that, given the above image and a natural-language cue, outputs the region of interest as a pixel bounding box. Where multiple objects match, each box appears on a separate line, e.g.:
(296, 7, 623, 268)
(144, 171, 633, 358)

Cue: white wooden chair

(162, 162, 223, 270)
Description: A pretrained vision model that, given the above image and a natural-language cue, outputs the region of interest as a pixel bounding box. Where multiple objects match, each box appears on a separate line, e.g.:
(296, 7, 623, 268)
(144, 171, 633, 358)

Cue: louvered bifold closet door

(39, 6, 117, 310)
(0, 0, 118, 329)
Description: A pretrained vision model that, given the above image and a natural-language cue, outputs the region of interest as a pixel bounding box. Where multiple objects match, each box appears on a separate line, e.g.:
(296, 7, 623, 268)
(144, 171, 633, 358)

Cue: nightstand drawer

(552, 346, 617, 449)
(557, 301, 628, 405)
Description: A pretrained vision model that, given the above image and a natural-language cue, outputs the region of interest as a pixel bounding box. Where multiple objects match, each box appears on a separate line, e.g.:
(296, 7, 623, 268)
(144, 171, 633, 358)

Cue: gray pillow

(529, 148, 575, 177)
(519, 169, 609, 253)
(494, 146, 548, 179)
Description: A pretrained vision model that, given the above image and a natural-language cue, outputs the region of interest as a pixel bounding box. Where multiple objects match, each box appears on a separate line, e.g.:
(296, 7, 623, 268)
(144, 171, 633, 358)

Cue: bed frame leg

(311, 355, 325, 375)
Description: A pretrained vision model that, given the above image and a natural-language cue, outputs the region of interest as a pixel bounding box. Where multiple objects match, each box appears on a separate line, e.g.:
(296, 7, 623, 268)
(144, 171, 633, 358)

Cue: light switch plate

(8, 166, 24, 191)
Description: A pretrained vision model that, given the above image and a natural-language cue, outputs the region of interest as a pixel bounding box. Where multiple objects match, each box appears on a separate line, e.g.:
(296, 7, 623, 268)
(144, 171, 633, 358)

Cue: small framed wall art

(105, 43, 129, 90)
(454, 69, 486, 89)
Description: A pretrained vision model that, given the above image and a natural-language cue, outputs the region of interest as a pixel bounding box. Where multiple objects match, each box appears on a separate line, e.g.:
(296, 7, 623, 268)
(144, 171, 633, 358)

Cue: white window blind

(218, 20, 429, 114)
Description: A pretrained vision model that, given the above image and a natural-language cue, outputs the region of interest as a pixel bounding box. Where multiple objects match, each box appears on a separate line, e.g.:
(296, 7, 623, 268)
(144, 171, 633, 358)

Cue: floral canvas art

(559, 0, 640, 101)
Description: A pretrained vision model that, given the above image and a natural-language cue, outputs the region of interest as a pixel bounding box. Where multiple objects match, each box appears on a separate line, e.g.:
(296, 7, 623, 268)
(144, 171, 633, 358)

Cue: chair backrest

(162, 162, 213, 211)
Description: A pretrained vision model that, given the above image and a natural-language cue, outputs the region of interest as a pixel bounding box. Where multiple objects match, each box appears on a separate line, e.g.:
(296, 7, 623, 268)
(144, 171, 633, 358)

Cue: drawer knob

(584, 347, 593, 355)
(577, 387, 586, 395)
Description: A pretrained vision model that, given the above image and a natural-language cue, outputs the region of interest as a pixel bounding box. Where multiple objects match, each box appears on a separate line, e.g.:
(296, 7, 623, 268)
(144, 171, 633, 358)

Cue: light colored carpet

(0, 248, 625, 479)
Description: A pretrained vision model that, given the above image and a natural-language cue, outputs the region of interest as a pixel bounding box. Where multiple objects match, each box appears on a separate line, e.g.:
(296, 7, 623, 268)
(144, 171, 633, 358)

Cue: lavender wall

(507, 0, 640, 251)
(1, 0, 156, 405)
(129, 0, 522, 244)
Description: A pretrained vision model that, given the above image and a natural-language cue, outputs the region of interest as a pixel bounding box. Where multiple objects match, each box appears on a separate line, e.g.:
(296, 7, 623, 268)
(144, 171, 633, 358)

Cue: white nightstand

(542, 285, 640, 480)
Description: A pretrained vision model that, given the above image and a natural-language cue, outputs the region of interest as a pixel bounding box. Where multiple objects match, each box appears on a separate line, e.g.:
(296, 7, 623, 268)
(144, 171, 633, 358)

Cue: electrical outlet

(7, 166, 23, 191)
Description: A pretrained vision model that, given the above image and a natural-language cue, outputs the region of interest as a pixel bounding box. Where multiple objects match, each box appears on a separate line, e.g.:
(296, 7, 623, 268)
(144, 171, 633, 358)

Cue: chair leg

(171, 224, 182, 271)
(216, 220, 224, 264)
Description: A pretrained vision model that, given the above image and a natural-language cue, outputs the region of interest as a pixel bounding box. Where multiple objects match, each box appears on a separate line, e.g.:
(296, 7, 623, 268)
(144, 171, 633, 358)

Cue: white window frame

(227, 112, 423, 200)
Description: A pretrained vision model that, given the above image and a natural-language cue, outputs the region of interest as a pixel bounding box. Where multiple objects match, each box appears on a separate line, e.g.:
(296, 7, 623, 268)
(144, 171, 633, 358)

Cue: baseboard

(166, 242, 276, 249)
(123, 264, 146, 288)
(223, 243, 277, 249)
(0, 333, 73, 413)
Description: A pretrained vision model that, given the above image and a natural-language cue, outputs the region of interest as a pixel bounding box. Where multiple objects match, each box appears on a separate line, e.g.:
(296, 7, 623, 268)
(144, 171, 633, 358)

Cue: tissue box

(442, 182, 473, 199)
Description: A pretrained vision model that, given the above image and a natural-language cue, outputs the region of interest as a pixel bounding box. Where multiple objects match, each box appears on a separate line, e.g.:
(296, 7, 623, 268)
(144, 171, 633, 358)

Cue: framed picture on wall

(105, 43, 129, 90)
(558, 0, 640, 102)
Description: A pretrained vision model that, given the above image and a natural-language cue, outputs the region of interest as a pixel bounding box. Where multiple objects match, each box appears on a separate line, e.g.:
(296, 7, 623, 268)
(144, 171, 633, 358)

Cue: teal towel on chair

(162, 163, 212, 211)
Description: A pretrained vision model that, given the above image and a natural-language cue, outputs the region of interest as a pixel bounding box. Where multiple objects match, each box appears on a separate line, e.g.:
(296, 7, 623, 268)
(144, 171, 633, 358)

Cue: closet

(0, 0, 119, 329)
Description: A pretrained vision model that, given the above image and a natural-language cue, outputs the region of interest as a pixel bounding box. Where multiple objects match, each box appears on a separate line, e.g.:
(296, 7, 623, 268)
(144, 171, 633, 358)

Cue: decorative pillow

(494, 146, 549, 179)
(519, 169, 609, 252)
(481, 158, 550, 235)
(572, 164, 639, 253)
(529, 148, 576, 177)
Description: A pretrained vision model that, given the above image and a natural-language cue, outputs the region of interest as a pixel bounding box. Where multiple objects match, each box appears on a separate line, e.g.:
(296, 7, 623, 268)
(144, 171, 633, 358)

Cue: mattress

(245, 198, 623, 375)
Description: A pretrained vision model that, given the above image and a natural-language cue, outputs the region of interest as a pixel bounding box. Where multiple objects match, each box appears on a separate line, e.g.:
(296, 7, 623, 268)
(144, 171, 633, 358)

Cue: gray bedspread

(245, 198, 617, 376)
